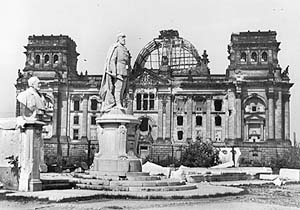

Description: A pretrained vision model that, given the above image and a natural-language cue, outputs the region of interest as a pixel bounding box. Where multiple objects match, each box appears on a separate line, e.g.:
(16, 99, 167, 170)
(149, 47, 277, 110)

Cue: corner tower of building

(227, 30, 281, 79)
(23, 35, 79, 80)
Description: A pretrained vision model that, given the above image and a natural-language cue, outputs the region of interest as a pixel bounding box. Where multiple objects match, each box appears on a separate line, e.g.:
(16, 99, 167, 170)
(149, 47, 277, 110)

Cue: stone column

(157, 95, 164, 140)
(165, 95, 171, 141)
(60, 92, 68, 136)
(267, 92, 275, 140)
(283, 94, 290, 140)
(52, 92, 59, 136)
(275, 90, 282, 140)
(186, 96, 193, 141)
(82, 95, 89, 139)
(225, 98, 229, 140)
(235, 93, 242, 140)
(19, 120, 45, 192)
(206, 97, 212, 140)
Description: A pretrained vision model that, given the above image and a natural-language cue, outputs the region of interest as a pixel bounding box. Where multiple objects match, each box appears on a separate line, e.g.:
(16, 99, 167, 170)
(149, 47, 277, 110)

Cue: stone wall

(146, 142, 291, 167)
(44, 139, 99, 169)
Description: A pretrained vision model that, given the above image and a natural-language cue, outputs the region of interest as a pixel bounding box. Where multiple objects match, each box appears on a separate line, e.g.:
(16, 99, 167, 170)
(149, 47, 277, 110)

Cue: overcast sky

(1, 0, 299, 138)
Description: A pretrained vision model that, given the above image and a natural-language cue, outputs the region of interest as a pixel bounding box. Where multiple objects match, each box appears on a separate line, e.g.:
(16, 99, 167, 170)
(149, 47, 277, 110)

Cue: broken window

(44, 54, 50, 64)
(251, 52, 257, 62)
(240, 52, 246, 62)
(214, 99, 222, 111)
(53, 54, 59, 63)
(261, 52, 268, 62)
(196, 116, 202, 126)
(215, 115, 222, 126)
(177, 116, 183, 126)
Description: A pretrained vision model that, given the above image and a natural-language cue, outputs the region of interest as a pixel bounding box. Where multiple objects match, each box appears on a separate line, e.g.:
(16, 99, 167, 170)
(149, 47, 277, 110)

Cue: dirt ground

(2, 184, 300, 210)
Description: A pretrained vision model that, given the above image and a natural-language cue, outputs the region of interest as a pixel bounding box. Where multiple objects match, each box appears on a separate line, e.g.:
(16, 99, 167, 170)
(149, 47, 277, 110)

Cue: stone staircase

(73, 172, 197, 192)
(41, 178, 75, 190)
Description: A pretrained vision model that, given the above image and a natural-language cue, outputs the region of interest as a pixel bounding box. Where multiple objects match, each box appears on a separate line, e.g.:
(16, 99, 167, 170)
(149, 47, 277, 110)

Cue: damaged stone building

(15, 30, 293, 166)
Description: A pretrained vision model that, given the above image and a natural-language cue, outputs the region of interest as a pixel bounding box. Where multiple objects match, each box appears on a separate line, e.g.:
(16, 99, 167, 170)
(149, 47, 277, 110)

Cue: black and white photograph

(0, 0, 300, 209)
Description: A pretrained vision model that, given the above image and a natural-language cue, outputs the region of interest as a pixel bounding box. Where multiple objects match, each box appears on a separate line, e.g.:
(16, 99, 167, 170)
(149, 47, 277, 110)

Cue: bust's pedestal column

(90, 109, 141, 177)
(18, 120, 45, 191)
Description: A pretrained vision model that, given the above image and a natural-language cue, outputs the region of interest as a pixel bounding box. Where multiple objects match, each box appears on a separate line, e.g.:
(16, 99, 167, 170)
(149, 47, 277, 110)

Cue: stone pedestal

(90, 109, 141, 177)
(18, 120, 45, 191)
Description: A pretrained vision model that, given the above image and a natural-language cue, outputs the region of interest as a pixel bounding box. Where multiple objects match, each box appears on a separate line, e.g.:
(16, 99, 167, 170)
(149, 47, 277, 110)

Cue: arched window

(53, 54, 59, 64)
(215, 115, 222, 126)
(261, 52, 268, 62)
(35, 55, 40, 64)
(44, 54, 50, 64)
(240, 52, 246, 62)
(251, 52, 257, 62)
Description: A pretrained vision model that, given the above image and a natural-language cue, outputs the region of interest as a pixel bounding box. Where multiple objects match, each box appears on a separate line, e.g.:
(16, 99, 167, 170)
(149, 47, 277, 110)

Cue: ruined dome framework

(134, 30, 203, 76)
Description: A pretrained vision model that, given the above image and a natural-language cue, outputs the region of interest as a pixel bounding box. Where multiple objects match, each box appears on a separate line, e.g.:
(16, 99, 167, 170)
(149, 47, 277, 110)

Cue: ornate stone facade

(15, 30, 293, 166)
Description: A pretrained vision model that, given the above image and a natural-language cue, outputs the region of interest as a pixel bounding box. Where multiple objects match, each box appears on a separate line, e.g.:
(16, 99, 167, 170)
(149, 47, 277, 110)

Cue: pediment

(131, 68, 171, 86)
(244, 114, 265, 121)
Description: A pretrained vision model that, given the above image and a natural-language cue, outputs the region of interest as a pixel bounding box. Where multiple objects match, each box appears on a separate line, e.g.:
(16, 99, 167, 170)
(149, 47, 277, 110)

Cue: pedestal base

(90, 108, 141, 177)
(91, 158, 142, 177)
(29, 179, 42, 191)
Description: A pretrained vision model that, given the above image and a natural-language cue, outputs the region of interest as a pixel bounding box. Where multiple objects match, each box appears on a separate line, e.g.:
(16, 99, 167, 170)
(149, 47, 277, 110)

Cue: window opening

(214, 99, 222, 111)
(177, 116, 183, 126)
(91, 116, 96, 125)
(143, 93, 148, 110)
(35, 55, 40, 64)
(240, 52, 246, 62)
(136, 93, 141, 110)
(140, 117, 149, 132)
(44, 54, 50, 64)
(177, 131, 183, 140)
(261, 52, 268, 62)
(73, 129, 79, 140)
(149, 93, 155, 110)
(196, 116, 202, 126)
(251, 52, 257, 62)
(215, 115, 222, 126)
(73, 116, 79, 125)
(74, 100, 80, 111)
(91, 99, 98, 111)
(53, 54, 59, 63)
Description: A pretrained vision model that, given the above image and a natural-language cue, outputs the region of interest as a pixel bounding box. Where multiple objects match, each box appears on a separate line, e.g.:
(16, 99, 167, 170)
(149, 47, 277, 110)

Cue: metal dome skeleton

(133, 30, 209, 76)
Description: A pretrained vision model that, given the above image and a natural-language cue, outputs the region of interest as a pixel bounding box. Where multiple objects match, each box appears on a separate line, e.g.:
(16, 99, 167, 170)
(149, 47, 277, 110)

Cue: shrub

(270, 147, 300, 173)
(181, 141, 219, 167)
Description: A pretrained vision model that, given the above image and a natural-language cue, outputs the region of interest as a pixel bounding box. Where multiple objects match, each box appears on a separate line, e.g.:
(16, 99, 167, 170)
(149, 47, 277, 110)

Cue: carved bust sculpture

(17, 76, 46, 120)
